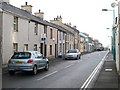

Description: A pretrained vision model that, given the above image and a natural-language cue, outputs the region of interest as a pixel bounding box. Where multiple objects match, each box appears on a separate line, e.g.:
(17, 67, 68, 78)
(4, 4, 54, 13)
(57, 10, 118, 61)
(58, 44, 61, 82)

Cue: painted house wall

(3, 12, 15, 64)
(0, 11, 2, 65)
(2, 11, 45, 64)
(115, 27, 120, 75)
(46, 26, 58, 59)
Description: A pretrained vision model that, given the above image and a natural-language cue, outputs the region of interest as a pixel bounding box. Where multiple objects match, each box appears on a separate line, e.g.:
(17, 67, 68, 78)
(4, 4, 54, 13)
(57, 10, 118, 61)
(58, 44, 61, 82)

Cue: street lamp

(106, 28, 110, 30)
(102, 8, 116, 60)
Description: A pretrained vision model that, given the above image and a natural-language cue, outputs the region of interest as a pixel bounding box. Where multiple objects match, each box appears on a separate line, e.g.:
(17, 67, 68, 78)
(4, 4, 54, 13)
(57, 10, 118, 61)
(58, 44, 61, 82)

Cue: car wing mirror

(37, 56, 41, 58)
(43, 56, 46, 59)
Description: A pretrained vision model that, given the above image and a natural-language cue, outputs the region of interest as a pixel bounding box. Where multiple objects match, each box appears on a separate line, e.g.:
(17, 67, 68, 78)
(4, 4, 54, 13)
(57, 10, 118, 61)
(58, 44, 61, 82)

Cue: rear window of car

(11, 52, 31, 59)
(67, 50, 77, 53)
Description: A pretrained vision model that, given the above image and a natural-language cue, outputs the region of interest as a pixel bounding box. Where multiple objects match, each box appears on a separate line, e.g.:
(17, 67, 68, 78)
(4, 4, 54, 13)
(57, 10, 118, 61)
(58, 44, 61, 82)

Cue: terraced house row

(0, 1, 102, 64)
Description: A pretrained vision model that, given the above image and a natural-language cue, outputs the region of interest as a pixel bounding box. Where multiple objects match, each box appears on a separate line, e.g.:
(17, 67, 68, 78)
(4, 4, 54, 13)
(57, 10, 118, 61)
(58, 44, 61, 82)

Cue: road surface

(2, 51, 108, 89)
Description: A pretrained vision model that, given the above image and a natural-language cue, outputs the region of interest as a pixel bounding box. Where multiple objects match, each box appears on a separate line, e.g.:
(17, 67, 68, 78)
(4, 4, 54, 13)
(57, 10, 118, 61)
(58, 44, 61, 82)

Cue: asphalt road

(2, 51, 108, 89)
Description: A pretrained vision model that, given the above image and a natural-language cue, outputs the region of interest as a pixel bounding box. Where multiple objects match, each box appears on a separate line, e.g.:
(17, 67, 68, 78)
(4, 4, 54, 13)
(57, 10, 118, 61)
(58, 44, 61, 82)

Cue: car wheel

(32, 66, 37, 75)
(44, 63, 49, 71)
(9, 71, 15, 75)
(77, 56, 79, 60)
(79, 55, 81, 59)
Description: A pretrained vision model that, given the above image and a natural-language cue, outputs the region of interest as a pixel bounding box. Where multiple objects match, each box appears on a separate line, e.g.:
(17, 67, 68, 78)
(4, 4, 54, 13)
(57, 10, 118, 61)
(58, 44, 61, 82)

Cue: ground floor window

(13, 43, 18, 52)
(50, 45, 52, 55)
(24, 44, 28, 51)
(34, 44, 37, 51)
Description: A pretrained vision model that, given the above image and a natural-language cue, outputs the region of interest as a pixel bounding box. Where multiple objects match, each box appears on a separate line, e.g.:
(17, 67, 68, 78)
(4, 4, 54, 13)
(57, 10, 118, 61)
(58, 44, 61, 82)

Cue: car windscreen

(67, 50, 77, 53)
(11, 52, 31, 59)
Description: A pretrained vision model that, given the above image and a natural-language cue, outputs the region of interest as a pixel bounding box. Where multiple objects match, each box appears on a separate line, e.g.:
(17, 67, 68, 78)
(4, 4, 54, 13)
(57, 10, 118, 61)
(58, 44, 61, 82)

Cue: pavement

(91, 52, 120, 90)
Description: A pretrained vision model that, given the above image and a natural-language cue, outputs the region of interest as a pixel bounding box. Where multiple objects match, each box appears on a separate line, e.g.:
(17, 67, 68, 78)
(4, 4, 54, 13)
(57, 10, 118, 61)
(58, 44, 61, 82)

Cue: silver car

(8, 51, 49, 75)
(65, 49, 81, 60)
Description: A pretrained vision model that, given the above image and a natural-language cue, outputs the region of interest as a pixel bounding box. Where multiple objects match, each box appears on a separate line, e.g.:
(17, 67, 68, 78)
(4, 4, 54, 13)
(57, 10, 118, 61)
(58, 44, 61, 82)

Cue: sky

(9, 0, 118, 47)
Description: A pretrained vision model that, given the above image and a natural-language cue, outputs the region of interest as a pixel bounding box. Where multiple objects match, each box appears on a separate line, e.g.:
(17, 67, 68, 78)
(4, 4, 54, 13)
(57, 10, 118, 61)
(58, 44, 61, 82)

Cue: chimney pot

(39, 9, 41, 13)
(60, 15, 62, 18)
(25, 2, 27, 5)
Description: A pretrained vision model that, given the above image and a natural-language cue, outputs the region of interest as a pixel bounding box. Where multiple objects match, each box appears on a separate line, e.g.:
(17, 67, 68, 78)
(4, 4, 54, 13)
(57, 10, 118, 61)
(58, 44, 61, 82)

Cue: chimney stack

(56, 15, 62, 22)
(68, 22, 71, 26)
(73, 25, 77, 29)
(21, 2, 32, 13)
(34, 9, 44, 19)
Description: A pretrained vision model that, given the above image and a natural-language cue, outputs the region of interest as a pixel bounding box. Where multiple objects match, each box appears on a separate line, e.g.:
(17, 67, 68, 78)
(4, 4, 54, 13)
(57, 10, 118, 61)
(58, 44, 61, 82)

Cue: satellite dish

(111, 2, 117, 8)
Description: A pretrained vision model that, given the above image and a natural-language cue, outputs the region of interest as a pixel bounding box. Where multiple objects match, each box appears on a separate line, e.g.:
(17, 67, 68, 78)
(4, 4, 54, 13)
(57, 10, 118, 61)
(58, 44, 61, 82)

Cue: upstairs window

(44, 25, 47, 37)
(34, 23, 38, 35)
(13, 16, 18, 32)
(59, 32, 61, 40)
(63, 33, 65, 40)
(50, 28, 53, 39)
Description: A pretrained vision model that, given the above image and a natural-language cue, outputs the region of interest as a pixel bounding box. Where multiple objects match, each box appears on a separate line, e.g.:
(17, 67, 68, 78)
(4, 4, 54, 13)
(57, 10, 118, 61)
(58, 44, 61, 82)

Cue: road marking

(80, 51, 109, 90)
(64, 64, 74, 69)
(37, 63, 76, 81)
(105, 68, 112, 72)
(37, 71, 58, 81)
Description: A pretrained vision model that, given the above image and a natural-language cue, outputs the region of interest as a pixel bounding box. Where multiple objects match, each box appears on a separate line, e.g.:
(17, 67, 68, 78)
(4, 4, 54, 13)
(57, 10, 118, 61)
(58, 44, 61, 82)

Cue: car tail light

(27, 59, 33, 63)
(8, 60, 11, 64)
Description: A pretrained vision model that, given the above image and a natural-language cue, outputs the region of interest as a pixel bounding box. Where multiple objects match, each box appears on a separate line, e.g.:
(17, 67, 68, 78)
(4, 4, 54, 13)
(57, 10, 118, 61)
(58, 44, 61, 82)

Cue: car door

(33, 51, 41, 68)
(37, 52, 46, 67)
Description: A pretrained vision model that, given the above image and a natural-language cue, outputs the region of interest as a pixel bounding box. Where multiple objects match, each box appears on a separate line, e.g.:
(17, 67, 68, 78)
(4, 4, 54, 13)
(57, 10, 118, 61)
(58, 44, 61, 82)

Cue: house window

(24, 44, 28, 51)
(59, 32, 61, 40)
(13, 43, 18, 52)
(34, 44, 37, 51)
(44, 25, 47, 37)
(50, 45, 52, 55)
(63, 33, 65, 40)
(70, 35, 72, 41)
(13, 16, 18, 32)
(63, 44, 65, 54)
(70, 44, 71, 49)
(67, 34, 69, 41)
(59, 43, 62, 52)
(50, 28, 53, 39)
(34, 23, 38, 35)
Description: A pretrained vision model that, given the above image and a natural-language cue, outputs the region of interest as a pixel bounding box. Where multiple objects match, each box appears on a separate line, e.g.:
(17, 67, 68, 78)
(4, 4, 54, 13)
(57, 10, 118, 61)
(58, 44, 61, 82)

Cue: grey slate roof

(0, 2, 74, 34)
(64, 24, 80, 33)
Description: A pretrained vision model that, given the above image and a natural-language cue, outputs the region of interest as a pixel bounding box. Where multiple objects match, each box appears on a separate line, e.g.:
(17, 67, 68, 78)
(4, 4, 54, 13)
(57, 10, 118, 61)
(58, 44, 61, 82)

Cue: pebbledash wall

(2, 12, 43, 64)
(0, 10, 2, 66)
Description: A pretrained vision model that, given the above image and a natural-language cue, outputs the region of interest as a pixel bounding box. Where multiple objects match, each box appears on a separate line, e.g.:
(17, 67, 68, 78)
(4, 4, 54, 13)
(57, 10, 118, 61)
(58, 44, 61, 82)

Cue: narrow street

(3, 51, 107, 89)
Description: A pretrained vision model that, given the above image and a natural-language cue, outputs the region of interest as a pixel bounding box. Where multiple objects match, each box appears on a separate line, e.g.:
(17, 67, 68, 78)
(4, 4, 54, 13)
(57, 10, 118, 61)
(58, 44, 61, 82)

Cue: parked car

(96, 47, 104, 51)
(64, 49, 81, 60)
(8, 51, 49, 75)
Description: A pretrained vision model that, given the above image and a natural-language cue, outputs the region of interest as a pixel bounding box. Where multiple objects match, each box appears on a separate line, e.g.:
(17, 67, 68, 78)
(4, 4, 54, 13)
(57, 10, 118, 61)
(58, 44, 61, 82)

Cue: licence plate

(16, 62, 22, 64)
